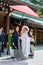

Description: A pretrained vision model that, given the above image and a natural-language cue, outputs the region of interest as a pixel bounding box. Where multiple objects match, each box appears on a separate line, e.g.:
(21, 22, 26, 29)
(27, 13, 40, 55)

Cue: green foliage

(36, 10, 43, 18)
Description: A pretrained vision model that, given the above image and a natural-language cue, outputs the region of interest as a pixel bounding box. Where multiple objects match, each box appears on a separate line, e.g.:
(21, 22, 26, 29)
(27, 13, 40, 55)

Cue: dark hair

(29, 28, 34, 32)
(0, 26, 1, 29)
(10, 26, 15, 30)
(0, 26, 2, 28)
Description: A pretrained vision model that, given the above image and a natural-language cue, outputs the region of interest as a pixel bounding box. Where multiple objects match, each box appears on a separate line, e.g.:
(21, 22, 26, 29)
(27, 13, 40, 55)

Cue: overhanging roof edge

(9, 11, 43, 26)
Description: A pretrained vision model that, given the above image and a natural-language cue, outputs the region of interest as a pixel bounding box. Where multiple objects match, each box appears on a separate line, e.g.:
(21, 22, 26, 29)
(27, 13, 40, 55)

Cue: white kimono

(21, 33, 30, 58)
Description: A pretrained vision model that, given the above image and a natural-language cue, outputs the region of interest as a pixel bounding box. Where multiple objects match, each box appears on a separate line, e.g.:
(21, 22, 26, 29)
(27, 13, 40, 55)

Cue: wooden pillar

(5, 14, 10, 34)
(34, 28, 37, 42)
(6, 15, 10, 34)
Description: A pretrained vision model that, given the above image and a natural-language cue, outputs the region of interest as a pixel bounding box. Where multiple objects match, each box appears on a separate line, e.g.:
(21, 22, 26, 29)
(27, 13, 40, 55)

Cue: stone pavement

(0, 50, 43, 65)
(0, 60, 28, 65)
(0, 55, 11, 60)
(0, 58, 43, 65)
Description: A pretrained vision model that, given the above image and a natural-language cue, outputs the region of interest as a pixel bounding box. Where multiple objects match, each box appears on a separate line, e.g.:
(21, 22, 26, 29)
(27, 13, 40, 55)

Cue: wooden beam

(0, 11, 8, 16)
(37, 30, 43, 32)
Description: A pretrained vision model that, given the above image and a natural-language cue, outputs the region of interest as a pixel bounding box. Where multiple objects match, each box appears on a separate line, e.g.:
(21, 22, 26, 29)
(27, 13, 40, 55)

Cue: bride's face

(23, 28, 28, 33)
(21, 28, 28, 35)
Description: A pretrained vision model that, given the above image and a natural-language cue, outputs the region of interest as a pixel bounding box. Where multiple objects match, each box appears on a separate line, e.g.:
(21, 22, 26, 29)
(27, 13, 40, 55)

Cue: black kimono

(12, 31, 19, 49)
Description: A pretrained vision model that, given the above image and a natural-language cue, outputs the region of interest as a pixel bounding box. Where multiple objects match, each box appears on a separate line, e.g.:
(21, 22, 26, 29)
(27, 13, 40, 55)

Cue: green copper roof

(13, 0, 43, 9)
(9, 11, 43, 26)
(21, 0, 43, 9)
(9, 11, 26, 19)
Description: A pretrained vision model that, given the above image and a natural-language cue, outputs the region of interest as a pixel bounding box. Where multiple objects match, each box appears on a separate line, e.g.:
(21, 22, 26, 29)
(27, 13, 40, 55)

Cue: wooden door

(36, 31, 40, 44)
(40, 32, 43, 44)
(36, 30, 43, 44)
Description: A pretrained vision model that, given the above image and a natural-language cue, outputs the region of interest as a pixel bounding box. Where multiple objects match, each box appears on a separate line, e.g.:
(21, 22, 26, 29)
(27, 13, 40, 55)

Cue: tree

(36, 10, 43, 18)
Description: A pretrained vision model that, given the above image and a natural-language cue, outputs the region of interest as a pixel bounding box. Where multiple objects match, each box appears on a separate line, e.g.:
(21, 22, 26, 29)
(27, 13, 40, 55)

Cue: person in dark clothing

(29, 29, 35, 57)
(12, 26, 19, 59)
(1, 27, 5, 52)
(12, 26, 19, 49)
(0, 27, 5, 56)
